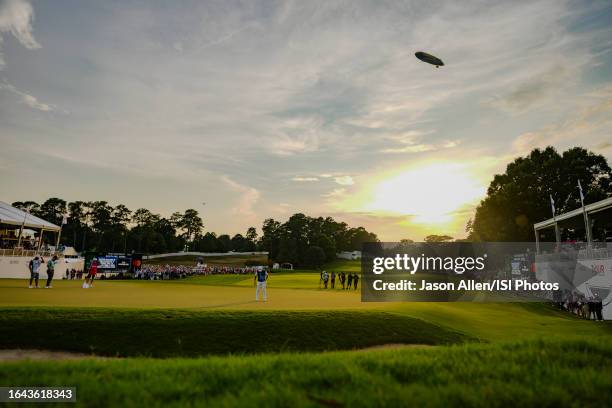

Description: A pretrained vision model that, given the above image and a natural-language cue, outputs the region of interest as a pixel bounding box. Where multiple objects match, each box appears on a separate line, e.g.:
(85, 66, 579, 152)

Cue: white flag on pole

(549, 194, 556, 217)
(577, 180, 585, 202)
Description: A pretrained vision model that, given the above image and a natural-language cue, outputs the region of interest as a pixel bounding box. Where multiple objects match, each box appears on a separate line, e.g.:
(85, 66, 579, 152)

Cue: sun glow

(366, 163, 485, 225)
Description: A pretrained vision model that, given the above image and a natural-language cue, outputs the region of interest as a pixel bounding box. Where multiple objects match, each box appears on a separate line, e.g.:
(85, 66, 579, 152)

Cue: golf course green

(0, 259, 610, 406)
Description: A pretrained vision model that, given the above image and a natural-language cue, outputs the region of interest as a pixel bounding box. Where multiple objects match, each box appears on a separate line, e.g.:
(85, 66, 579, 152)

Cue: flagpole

(55, 213, 68, 251)
(550, 194, 561, 244)
(578, 180, 592, 248)
(17, 209, 28, 247)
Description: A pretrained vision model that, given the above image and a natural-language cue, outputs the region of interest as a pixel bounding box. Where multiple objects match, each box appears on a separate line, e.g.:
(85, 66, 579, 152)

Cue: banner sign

(361, 242, 611, 304)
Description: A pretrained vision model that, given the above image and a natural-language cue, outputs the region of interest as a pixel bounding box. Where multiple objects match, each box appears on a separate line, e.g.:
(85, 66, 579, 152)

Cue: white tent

(0, 201, 60, 231)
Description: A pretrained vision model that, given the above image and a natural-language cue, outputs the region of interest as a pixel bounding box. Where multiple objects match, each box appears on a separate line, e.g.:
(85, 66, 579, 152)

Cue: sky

(1, 0, 611, 241)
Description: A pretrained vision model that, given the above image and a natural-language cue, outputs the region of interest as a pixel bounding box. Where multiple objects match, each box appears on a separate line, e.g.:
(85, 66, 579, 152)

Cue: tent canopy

(63, 246, 78, 256)
(0, 201, 61, 232)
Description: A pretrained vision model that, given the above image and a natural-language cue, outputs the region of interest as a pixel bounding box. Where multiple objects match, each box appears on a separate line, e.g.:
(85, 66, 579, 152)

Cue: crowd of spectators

(553, 290, 604, 321)
(132, 264, 263, 280)
(134, 265, 195, 280)
(0, 237, 40, 250)
(194, 265, 262, 276)
(64, 268, 84, 280)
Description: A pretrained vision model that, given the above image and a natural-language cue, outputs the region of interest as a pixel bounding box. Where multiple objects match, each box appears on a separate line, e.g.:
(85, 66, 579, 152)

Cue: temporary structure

(0, 201, 60, 231)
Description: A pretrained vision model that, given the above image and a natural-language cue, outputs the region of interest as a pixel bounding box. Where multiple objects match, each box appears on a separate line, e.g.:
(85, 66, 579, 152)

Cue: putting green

(0, 274, 609, 342)
(0, 276, 373, 310)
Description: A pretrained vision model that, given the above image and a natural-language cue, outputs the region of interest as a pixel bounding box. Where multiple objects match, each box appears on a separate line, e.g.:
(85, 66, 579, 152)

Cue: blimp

(415, 51, 444, 68)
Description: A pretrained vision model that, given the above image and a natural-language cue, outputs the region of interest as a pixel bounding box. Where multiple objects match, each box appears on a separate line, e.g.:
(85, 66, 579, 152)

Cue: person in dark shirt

(353, 274, 359, 290)
(594, 294, 603, 321)
(346, 273, 353, 290)
(45, 255, 58, 288)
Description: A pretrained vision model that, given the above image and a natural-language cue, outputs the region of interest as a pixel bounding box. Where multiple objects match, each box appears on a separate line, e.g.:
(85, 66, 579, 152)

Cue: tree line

(10, 200, 377, 266)
(14, 146, 601, 258)
(467, 146, 611, 241)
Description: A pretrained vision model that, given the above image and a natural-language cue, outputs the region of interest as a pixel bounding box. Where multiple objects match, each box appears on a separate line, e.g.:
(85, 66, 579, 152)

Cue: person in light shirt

(28, 256, 43, 288)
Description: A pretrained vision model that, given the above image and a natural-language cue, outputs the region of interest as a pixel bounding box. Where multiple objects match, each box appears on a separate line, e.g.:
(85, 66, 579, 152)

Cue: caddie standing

(254, 266, 268, 302)
(28, 256, 42, 288)
(45, 255, 58, 288)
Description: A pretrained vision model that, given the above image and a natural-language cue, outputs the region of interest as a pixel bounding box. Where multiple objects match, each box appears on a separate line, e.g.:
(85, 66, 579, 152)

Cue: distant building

(337, 251, 361, 260)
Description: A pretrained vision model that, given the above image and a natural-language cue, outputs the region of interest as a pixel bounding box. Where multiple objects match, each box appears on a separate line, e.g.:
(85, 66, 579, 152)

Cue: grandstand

(534, 197, 612, 249)
(534, 197, 612, 319)
(0, 201, 79, 279)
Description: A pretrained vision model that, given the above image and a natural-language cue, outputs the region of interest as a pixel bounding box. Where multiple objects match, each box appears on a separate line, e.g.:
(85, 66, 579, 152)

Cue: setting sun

(366, 163, 486, 225)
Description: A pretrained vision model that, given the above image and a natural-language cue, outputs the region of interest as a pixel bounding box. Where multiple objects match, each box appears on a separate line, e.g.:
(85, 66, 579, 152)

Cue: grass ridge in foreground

(0, 308, 471, 357)
(0, 338, 609, 407)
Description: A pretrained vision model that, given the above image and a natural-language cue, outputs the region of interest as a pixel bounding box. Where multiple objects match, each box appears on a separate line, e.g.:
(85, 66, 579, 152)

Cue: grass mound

(1, 338, 609, 407)
(0, 308, 470, 357)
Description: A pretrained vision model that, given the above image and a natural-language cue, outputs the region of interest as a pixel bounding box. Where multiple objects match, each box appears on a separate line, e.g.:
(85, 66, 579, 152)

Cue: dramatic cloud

(221, 176, 261, 219)
(292, 176, 319, 182)
(1, 0, 611, 238)
(0, 0, 40, 66)
(0, 81, 53, 111)
(0, 0, 54, 112)
(334, 176, 354, 186)
(513, 85, 612, 155)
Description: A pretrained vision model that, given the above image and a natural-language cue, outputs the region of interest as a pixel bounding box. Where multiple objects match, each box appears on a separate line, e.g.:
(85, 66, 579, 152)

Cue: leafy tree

(304, 246, 326, 269)
(231, 234, 248, 252)
(277, 237, 298, 264)
(245, 227, 258, 250)
(175, 209, 204, 243)
(261, 218, 282, 259)
(469, 146, 611, 241)
(132, 208, 159, 227)
(346, 227, 378, 250)
(38, 198, 67, 225)
(424, 235, 454, 243)
(315, 234, 336, 262)
(246, 227, 258, 242)
(194, 232, 219, 252)
(216, 234, 231, 252)
(11, 201, 41, 214)
(7, 198, 379, 258)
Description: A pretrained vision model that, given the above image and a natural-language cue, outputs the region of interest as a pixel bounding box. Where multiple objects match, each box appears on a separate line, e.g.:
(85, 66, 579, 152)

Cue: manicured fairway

(0, 277, 370, 310)
(1, 338, 610, 407)
(1, 260, 610, 407)
(0, 277, 609, 343)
